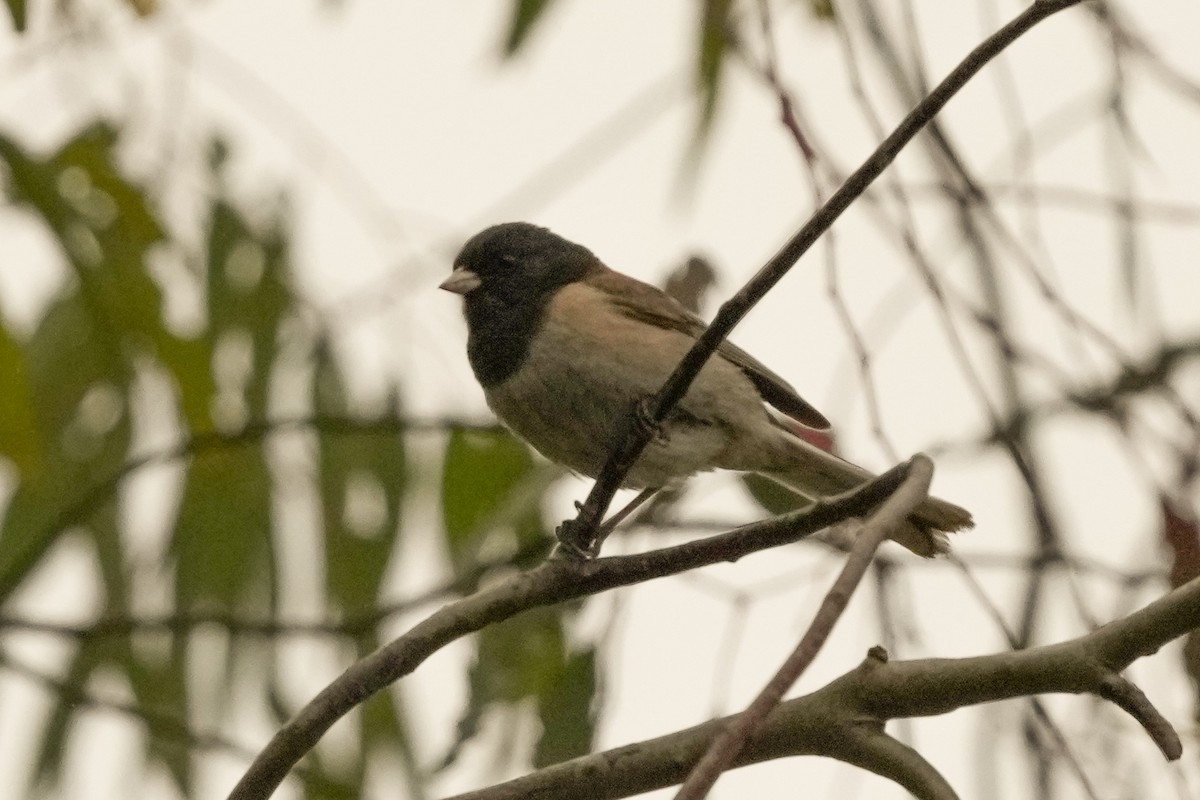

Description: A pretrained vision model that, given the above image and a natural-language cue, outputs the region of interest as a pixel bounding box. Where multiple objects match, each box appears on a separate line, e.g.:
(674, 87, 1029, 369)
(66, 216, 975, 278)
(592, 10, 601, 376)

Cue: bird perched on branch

(440, 222, 972, 556)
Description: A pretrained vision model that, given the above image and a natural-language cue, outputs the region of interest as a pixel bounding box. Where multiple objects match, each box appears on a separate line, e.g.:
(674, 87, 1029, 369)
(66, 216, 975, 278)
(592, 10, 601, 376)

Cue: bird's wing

(589, 269, 831, 431)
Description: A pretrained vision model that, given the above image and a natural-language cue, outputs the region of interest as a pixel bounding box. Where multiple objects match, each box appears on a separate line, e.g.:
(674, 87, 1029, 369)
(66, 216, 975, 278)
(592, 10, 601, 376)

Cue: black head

(441, 222, 602, 386)
(441, 222, 600, 304)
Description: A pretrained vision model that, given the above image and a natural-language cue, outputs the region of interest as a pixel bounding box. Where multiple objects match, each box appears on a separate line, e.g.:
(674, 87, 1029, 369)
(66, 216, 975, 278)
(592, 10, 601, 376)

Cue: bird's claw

(633, 397, 665, 442)
(551, 539, 592, 561)
(555, 519, 595, 560)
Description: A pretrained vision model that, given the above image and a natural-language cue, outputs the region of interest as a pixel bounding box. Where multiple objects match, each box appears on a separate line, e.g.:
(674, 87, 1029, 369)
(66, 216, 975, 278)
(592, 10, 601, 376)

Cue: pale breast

(485, 282, 773, 487)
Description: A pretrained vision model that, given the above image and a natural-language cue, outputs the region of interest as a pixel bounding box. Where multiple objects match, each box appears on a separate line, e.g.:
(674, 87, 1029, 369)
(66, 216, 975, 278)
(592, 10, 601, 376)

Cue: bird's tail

(760, 438, 973, 557)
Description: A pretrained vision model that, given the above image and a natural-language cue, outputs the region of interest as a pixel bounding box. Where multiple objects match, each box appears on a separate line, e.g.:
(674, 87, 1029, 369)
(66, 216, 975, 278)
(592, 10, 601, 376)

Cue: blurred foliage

(808, 0, 835, 20)
(1, 2, 1197, 799)
(696, 0, 735, 137)
(0, 118, 586, 800)
(500, 0, 740, 147)
(0, 0, 980, 797)
(2, 0, 24, 31)
(498, 0, 835, 156)
(503, 0, 559, 55)
(0, 6, 805, 794)
(439, 608, 596, 771)
(2, 0, 154, 29)
(441, 428, 560, 574)
(742, 472, 811, 516)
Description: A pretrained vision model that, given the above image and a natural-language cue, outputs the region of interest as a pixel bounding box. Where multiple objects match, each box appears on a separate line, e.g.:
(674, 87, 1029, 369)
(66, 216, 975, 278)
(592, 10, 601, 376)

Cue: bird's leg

(551, 527, 592, 561)
(555, 501, 602, 560)
(554, 488, 659, 560)
(554, 398, 664, 560)
(588, 487, 659, 556)
(554, 501, 594, 557)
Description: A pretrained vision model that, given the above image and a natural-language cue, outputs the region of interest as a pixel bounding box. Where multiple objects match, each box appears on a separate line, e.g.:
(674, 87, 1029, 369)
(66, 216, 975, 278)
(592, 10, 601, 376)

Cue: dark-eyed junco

(440, 222, 972, 555)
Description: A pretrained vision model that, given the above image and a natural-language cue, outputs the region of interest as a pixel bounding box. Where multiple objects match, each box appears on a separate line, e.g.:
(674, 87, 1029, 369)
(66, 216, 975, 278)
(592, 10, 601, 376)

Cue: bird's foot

(633, 397, 665, 443)
(554, 518, 595, 561)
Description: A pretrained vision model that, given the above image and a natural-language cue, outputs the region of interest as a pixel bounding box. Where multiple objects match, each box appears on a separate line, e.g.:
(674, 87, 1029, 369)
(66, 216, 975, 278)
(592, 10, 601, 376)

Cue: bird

(440, 222, 973, 556)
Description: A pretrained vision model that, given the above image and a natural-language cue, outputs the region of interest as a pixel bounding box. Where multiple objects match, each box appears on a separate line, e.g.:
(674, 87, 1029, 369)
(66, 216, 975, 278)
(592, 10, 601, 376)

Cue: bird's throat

(464, 294, 544, 387)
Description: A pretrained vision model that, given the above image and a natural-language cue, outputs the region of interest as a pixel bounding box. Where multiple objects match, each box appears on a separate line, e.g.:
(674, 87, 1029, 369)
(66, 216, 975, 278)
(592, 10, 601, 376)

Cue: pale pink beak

(439, 267, 482, 295)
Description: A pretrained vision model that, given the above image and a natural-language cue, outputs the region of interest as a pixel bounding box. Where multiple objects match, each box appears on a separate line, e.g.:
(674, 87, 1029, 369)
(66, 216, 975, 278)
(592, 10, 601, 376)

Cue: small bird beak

(439, 267, 482, 295)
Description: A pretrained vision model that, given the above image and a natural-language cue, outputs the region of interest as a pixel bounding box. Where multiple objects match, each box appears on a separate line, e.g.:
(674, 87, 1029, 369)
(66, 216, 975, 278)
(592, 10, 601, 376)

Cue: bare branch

(675, 456, 935, 799)
(440, 577, 1200, 800)
(225, 462, 914, 800)
(561, 0, 1088, 554)
(836, 723, 961, 800)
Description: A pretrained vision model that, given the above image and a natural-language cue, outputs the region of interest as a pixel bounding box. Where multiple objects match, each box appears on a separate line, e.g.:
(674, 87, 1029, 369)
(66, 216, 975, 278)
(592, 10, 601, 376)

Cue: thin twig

(560, 0, 1088, 555)
(674, 455, 935, 800)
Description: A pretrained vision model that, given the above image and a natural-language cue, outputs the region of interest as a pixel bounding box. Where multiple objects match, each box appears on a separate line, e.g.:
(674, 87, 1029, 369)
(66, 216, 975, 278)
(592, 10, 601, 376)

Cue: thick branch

(443, 577, 1199, 800)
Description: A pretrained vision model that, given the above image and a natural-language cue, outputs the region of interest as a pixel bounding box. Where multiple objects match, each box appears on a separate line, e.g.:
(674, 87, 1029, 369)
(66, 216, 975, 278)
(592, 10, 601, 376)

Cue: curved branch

(836, 723, 960, 800)
(441, 577, 1199, 800)
(225, 461, 915, 800)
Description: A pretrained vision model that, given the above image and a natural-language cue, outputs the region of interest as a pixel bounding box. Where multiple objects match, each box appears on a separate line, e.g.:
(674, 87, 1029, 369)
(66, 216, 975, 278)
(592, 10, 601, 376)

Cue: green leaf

(57, 125, 165, 248)
(204, 192, 293, 419)
(476, 607, 566, 701)
(0, 124, 214, 432)
(125, 642, 192, 790)
(0, 487, 61, 605)
(0, 125, 167, 339)
(696, 0, 734, 137)
(742, 473, 811, 516)
(87, 505, 131, 619)
(534, 647, 596, 767)
(20, 291, 132, 607)
(808, 0, 835, 21)
(3, 0, 24, 30)
(315, 340, 405, 615)
(23, 293, 128, 447)
(0, 292, 131, 605)
(268, 673, 408, 800)
(309, 336, 424, 800)
(157, 334, 216, 432)
(0, 122, 311, 796)
(440, 428, 556, 572)
(171, 443, 273, 612)
(440, 606, 570, 770)
(0, 321, 40, 479)
(362, 689, 429, 800)
(32, 636, 117, 790)
(301, 770, 360, 800)
(33, 632, 192, 795)
(349, 689, 429, 800)
(503, 0, 558, 56)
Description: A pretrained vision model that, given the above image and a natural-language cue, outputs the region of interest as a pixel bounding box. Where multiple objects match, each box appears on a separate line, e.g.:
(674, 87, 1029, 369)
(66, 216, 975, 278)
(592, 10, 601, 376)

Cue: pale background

(1, 1, 1198, 798)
